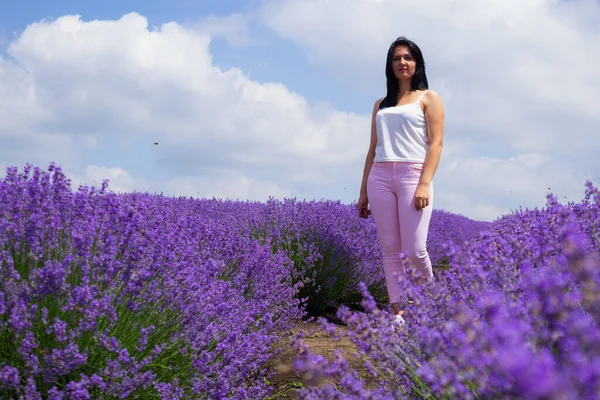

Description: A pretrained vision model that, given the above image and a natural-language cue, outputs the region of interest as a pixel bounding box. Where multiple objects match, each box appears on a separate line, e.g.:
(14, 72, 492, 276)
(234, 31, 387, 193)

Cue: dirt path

(266, 320, 372, 399)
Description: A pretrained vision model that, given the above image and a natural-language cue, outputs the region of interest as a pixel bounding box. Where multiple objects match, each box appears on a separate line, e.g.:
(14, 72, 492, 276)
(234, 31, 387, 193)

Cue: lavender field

(0, 163, 598, 399)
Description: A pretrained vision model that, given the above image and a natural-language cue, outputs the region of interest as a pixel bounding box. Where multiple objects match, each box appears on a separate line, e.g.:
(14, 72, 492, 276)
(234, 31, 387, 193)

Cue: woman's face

(392, 45, 416, 81)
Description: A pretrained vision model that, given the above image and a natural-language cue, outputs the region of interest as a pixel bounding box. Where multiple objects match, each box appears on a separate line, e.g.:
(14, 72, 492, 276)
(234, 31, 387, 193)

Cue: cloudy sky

(1, 0, 598, 221)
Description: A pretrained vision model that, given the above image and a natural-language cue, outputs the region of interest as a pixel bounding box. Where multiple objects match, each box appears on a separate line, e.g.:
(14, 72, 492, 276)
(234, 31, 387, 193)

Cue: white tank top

(374, 90, 429, 163)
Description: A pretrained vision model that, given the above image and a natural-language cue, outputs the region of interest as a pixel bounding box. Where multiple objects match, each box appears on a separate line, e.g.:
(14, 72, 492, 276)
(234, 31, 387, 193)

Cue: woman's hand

(414, 182, 430, 210)
(357, 193, 371, 218)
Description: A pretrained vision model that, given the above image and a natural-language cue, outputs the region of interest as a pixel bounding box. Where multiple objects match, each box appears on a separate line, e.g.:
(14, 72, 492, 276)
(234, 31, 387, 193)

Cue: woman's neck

(397, 80, 412, 97)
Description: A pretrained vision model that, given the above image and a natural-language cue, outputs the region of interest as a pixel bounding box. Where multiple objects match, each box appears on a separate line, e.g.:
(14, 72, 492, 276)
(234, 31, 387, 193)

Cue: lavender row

(0, 163, 489, 398)
(218, 198, 488, 315)
(293, 181, 600, 399)
(0, 163, 303, 399)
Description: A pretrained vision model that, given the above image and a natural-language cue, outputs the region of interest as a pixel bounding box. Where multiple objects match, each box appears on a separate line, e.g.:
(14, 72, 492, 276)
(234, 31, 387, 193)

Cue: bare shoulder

(373, 97, 384, 110)
(371, 97, 384, 116)
(423, 90, 442, 102)
(423, 90, 444, 110)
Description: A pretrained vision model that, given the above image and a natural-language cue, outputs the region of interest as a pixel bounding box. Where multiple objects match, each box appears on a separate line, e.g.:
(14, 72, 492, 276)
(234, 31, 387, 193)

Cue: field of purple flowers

(0, 163, 597, 399)
(294, 186, 600, 399)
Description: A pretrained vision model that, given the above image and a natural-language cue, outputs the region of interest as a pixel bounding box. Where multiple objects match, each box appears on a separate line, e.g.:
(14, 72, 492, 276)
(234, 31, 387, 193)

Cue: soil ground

(265, 319, 375, 399)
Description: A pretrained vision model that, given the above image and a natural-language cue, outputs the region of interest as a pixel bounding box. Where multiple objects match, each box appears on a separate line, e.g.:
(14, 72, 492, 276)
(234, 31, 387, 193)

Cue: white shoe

(392, 314, 406, 330)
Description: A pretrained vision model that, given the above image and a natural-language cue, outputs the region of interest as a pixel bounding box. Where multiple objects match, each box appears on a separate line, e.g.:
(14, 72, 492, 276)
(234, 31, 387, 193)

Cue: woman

(357, 36, 444, 328)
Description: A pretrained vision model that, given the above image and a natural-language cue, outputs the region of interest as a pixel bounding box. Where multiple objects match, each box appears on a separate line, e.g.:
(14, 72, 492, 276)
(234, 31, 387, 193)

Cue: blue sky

(0, 0, 348, 101)
(1, 0, 248, 29)
(0, 0, 599, 221)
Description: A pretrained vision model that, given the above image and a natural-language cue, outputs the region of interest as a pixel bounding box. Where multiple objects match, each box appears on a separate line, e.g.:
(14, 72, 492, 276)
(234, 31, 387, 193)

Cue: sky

(0, 0, 598, 222)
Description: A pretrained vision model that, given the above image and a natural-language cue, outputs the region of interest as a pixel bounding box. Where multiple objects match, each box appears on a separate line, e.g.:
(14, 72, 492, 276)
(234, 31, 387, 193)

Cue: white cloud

(258, 0, 600, 143)
(194, 13, 253, 48)
(436, 152, 585, 220)
(256, 0, 600, 219)
(0, 12, 368, 211)
(164, 173, 292, 201)
(0, 54, 77, 168)
(83, 165, 138, 193)
(1, 3, 597, 222)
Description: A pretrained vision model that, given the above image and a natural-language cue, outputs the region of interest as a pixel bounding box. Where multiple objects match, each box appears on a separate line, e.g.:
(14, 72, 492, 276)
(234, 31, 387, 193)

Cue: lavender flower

(293, 181, 600, 400)
(5, 162, 597, 399)
(0, 163, 303, 399)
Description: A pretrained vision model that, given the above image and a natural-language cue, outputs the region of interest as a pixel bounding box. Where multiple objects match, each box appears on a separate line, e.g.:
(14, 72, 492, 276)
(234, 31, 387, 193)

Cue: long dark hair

(379, 37, 429, 109)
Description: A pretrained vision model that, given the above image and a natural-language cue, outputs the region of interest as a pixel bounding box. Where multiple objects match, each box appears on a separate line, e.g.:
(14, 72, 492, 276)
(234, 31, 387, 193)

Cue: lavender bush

(239, 198, 387, 315)
(0, 162, 528, 399)
(427, 209, 491, 268)
(293, 181, 600, 399)
(0, 163, 303, 399)
(218, 199, 487, 315)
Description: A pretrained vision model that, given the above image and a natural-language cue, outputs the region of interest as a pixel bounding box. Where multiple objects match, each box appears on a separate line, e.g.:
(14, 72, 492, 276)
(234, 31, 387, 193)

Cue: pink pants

(367, 161, 434, 305)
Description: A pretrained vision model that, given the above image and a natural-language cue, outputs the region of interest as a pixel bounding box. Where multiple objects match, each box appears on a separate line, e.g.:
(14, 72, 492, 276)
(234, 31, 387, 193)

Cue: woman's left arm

(414, 90, 445, 210)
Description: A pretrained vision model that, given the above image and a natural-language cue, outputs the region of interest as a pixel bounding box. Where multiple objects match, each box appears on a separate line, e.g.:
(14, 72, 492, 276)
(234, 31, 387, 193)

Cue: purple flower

(3, 162, 599, 399)
(292, 181, 600, 400)
(0, 365, 20, 390)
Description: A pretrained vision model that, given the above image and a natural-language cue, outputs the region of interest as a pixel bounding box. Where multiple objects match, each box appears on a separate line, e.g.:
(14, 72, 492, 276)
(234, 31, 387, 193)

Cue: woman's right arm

(357, 98, 382, 216)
